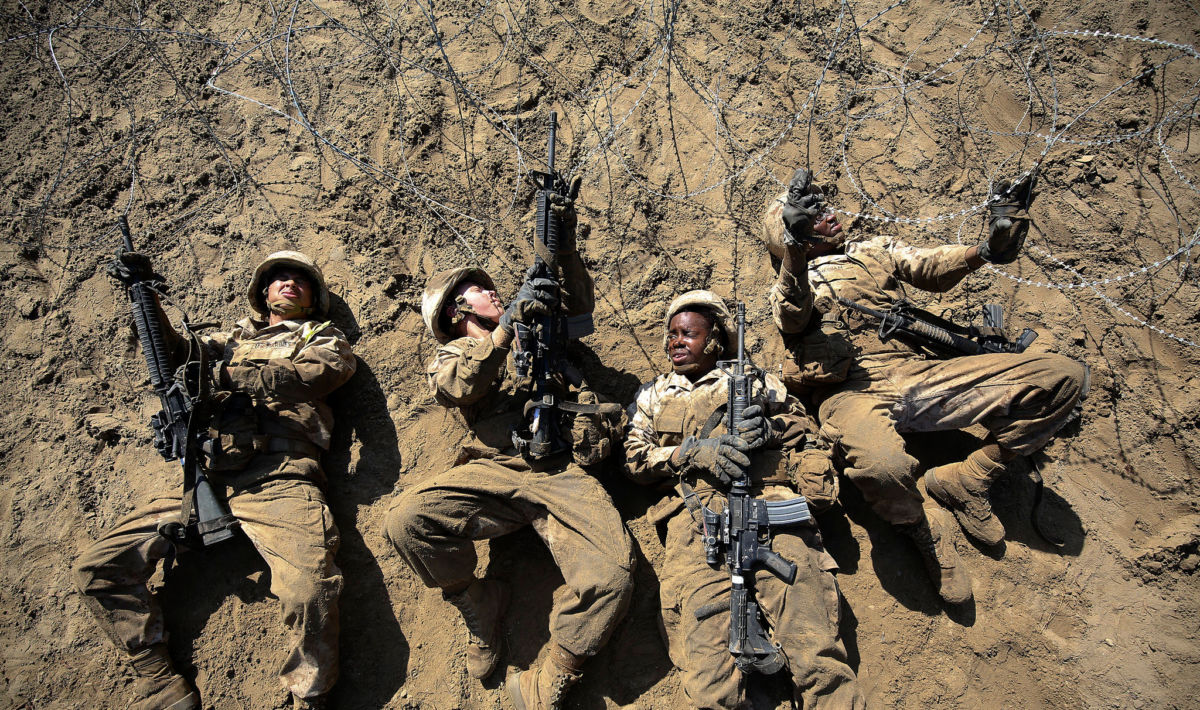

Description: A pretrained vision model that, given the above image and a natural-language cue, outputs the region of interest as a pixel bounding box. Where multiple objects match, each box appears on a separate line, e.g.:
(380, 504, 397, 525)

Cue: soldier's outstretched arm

(769, 243, 817, 334)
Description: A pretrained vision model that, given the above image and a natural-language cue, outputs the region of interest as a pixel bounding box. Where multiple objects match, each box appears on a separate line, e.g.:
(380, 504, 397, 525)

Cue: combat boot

(506, 643, 585, 710)
(444, 578, 509, 679)
(898, 508, 973, 604)
(925, 448, 1008, 545)
(127, 645, 199, 710)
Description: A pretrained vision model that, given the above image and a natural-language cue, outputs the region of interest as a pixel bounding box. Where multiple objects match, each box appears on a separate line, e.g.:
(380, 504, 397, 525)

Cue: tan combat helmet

(421, 266, 496, 344)
(247, 251, 330, 319)
(665, 290, 733, 356)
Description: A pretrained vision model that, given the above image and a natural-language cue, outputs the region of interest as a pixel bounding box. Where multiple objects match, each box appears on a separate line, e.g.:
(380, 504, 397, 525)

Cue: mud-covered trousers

(819, 352, 1087, 525)
(660, 499, 865, 710)
(383, 455, 635, 658)
(73, 454, 342, 699)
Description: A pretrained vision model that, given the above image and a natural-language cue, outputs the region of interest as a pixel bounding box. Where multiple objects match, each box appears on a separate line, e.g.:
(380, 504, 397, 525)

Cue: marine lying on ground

(74, 235, 355, 710)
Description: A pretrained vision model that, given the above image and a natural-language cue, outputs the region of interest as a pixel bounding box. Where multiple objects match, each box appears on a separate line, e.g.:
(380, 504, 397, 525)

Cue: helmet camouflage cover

(421, 266, 496, 344)
(247, 250, 330, 319)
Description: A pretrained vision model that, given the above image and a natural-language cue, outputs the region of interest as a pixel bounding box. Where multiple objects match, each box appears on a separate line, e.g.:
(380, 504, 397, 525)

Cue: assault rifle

(117, 216, 237, 547)
(512, 112, 602, 460)
(695, 302, 812, 674)
(837, 297, 1037, 359)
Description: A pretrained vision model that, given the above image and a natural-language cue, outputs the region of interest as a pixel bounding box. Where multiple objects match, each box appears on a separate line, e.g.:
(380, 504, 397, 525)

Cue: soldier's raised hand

(549, 175, 583, 251)
(781, 168, 825, 245)
(107, 247, 158, 285)
(499, 263, 557, 332)
(979, 176, 1036, 264)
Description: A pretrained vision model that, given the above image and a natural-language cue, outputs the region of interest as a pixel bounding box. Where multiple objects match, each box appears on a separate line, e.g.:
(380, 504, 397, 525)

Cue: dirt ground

(1, 0, 1198, 708)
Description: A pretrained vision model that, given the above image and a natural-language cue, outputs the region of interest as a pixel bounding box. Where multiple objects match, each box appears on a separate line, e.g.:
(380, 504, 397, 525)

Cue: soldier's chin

(267, 297, 307, 318)
(815, 229, 844, 246)
(672, 361, 706, 376)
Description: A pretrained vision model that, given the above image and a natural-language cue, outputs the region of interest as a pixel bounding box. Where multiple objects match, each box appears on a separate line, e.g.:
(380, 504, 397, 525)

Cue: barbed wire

(0, 0, 1196, 351)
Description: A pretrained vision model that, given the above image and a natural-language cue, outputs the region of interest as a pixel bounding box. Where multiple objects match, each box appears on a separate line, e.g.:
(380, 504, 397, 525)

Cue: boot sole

(506, 669, 529, 710)
(924, 470, 1004, 546)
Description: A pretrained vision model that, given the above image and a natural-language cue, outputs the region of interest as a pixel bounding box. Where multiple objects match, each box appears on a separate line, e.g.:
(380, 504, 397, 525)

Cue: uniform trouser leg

(227, 476, 342, 699)
(384, 459, 635, 657)
(764, 531, 866, 709)
(818, 352, 1085, 525)
(820, 389, 925, 525)
(890, 353, 1087, 455)
(660, 511, 863, 710)
(74, 468, 342, 699)
(73, 496, 183, 653)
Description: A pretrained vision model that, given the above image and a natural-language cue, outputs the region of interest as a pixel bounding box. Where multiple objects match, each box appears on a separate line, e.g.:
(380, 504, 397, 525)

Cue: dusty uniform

(75, 317, 356, 699)
(764, 205, 1086, 525)
(384, 254, 635, 659)
(625, 370, 863, 710)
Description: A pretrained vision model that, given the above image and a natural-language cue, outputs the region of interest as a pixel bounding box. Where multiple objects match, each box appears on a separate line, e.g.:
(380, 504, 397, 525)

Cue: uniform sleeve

(623, 381, 679, 485)
(224, 324, 356, 403)
(425, 334, 509, 408)
(882, 237, 974, 293)
(769, 262, 815, 335)
(200, 330, 231, 362)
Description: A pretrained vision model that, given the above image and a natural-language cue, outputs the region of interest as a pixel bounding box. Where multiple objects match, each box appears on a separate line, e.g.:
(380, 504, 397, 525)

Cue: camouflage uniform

(383, 250, 635, 663)
(75, 268, 356, 702)
(625, 368, 864, 710)
(763, 197, 1087, 527)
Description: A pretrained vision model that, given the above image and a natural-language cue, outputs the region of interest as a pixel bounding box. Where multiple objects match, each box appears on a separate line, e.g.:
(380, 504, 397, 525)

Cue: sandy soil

(1, 0, 1198, 708)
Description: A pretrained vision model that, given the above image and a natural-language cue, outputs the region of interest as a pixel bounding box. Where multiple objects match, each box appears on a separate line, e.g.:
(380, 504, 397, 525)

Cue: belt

(255, 435, 322, 459)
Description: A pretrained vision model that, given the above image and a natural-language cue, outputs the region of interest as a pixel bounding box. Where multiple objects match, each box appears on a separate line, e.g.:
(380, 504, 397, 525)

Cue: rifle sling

(196, 514, 239, 536)
(522, 398, 621, 417)
(698, 406, 727, 439)
(533, 236, 555, 265)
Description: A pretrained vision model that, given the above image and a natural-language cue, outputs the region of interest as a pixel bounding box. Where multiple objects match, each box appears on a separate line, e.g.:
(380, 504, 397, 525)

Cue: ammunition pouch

(203, 392, 321, 472)
(567, 390, 625, 467)
(780, 319, 852, 390)
(204, 392, 259, 471)
(790, 444, 839, 513)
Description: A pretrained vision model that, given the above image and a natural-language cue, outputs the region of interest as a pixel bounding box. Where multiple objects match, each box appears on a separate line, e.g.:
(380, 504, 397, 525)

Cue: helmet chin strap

(451, 295, 499, 330)
(267, 296, 314, 318)
(672, 361, 708, 376)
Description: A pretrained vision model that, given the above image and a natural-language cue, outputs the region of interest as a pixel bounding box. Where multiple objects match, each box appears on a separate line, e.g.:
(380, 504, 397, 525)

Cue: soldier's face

(453, 281, 503, 322)
(814, 211, 842, 240)
(666, 311, 718, 374)
(265, 268, 314, 316)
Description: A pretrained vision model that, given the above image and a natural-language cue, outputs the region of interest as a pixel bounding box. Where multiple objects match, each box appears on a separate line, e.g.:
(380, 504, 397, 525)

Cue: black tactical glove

(550, 175, 583, 252)
(978, 177, 1036, 264)
(780, 168, 825, 245)
(736, 404, 773, 450)
(498, 263, 556, 332)
(107, 247, 161, 285)
(674, 434, 752, 485)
